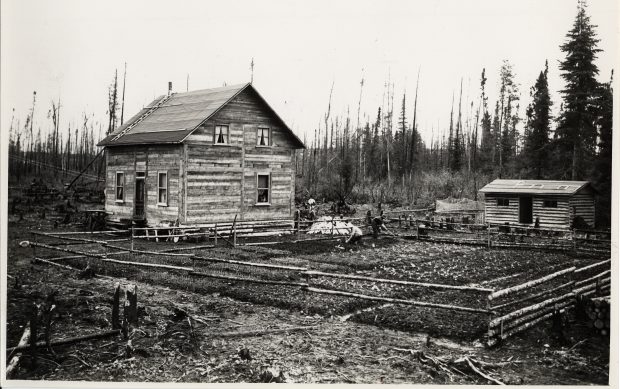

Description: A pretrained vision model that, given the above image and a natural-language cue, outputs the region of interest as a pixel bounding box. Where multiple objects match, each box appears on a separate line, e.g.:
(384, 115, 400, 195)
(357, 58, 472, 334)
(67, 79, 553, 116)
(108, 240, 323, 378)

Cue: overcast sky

(1, 0, 617, 146)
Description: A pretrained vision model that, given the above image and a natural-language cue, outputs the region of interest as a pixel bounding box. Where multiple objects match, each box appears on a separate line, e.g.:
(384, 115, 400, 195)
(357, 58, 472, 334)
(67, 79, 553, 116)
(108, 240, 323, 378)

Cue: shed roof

(479, 179, 591, 196)
(98, 83, 304, 148)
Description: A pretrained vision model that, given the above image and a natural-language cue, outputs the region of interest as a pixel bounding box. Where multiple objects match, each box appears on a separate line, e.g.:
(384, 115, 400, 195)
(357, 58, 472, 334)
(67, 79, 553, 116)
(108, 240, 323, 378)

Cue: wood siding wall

(182, 87, 297, 223)
(569, 188, 595, 228)
(105, 145, 182, 224)
(484, 194, 573, 229)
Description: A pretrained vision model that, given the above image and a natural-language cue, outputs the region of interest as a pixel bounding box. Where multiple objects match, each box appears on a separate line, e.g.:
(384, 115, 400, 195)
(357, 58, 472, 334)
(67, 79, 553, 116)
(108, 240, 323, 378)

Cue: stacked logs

(581, 296, 610, 336)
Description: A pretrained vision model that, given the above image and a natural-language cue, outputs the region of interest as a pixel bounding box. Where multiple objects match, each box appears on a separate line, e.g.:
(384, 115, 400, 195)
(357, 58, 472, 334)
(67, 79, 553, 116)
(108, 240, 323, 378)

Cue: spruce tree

(522, 61, 552, 178)
(593, 71, 613, 226)
(555, 0, 601, 180)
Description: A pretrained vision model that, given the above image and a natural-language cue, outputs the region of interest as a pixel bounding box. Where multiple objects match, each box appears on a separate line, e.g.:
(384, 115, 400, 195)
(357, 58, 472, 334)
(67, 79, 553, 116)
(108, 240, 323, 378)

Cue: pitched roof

(98, 83, 304, 148)
(479, 179, 591, 195)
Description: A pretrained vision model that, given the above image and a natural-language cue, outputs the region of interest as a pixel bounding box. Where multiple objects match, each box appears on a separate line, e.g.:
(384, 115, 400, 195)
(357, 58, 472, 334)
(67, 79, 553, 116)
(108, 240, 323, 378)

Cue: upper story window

(214, 125, 229, 145)
(115, 172, 125, 202)
(257, 127, 270, 146)
(157, 172, 168, 206)
(497, 198, 510, 207)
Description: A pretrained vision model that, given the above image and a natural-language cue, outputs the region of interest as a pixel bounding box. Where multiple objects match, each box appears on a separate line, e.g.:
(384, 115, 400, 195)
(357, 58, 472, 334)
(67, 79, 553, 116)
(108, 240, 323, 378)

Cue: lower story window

(115, 172, 125, 202)
(257, 174, 270, 204)
(543, 200, 558, 208)
(158, 172, 168, 205)
(497, 198, 509, 207)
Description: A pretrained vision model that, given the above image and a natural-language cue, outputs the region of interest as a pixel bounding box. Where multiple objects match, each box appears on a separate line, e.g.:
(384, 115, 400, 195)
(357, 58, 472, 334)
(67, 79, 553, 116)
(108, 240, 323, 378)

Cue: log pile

(580, 296, 610, 336)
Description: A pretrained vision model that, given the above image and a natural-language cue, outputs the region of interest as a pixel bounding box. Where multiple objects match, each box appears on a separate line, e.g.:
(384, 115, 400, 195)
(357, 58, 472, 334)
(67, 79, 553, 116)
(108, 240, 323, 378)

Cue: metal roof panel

(479, 179, 590, 195)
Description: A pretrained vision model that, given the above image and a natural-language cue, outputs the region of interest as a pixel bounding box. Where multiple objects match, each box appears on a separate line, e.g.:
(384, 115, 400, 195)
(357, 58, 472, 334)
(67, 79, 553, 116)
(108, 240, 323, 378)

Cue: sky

(1, 0, 618, 146)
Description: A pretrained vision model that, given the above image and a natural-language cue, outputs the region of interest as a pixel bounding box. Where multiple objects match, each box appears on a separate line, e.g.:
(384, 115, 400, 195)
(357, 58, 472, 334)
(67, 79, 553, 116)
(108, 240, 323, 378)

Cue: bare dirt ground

(4, 213, 610, 384)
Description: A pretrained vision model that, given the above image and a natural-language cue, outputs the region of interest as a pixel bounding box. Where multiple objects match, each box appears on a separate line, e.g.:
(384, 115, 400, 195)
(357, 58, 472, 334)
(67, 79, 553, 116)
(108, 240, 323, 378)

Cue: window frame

(256, 127, 271, 147)
(115, 171, 125, 203)
(543, 199, 558, 208)
(157, 171, 168, 207)
(213, 124, 230, 145)
(496, 198, 510, 207)
(256, 173, 271, 205)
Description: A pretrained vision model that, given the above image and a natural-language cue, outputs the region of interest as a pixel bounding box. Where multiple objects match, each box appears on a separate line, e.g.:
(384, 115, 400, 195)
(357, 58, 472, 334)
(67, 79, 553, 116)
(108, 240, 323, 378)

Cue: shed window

(115, 172, 125, 202)
(214, 125, 229, 145)
(157, 172, 168, 206)
(543, 200, 558, 208)
(497, 198, 510, 207)
(257, 174, 270, 204)
(257, 127, 270, 146)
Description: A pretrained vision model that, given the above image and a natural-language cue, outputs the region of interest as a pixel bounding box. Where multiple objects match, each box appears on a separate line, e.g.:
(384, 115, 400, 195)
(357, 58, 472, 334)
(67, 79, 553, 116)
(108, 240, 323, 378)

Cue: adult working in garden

(371, 213, 394, 238)
(345, 225, 364, 244)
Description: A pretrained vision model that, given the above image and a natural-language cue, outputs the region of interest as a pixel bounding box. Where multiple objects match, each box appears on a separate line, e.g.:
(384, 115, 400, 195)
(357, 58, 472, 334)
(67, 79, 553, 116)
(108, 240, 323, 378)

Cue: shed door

(519, 196, 533, 224)
(134, 173, 146, 218)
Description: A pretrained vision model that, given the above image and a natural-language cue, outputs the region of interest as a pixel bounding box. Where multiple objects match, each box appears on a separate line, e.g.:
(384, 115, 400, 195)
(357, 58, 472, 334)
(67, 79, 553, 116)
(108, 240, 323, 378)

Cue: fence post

(398, 215, 402, 229)
(331, 216, 335, 237)
(296, 211, 301, 239)
(214, 223, 218, 247)
(487, 224, 491, 248)
(130, 226, 134, 252)
(233, 224, 237, 247)
(416, 220, 420, 240)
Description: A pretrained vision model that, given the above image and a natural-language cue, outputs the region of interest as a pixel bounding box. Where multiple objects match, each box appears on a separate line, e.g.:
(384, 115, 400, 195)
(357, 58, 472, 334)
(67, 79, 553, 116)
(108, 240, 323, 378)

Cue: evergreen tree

(592, 70, 613, 226)
(555, 0, 601, 180)
(522, 61, 552, 178)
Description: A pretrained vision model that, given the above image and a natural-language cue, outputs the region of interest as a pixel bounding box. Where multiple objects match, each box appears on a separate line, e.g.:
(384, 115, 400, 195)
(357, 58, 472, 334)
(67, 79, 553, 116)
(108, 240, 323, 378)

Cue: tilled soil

(4, 217, 610, 384)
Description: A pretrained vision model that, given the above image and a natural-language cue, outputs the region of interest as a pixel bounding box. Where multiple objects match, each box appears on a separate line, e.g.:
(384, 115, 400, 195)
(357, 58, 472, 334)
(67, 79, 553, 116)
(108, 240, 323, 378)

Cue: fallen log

(5, 323, 32, 378)
(216, 325, 319, 338)
(306, 286, 491, 314)
(488, 267, 575, 301)
(305, 270, 493, 293)
(7, 329, 122, 353)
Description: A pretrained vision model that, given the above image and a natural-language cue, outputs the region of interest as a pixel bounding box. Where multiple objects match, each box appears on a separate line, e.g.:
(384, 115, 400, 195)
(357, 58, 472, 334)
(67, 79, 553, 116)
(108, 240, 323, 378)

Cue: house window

(543, 200, 558, 208)
(497, 198, 510, 207)
(157, 172, 168, 206)
(115, 172, 125, 202)
(257, 174, 270, 204)
(257, 127, 270, 146)
(214, 125, 229, 145)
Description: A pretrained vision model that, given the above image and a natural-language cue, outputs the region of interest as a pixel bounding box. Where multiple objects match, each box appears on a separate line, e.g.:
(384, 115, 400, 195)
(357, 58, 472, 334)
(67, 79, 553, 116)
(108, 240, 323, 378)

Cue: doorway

(134, 172, 145, 218)
(519, 196, 533, 224)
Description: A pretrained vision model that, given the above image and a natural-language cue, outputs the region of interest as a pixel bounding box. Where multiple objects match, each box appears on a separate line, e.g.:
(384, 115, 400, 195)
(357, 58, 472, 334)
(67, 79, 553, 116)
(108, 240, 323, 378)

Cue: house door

(134, 173, 145, 218)
(519, 196, 533, 224)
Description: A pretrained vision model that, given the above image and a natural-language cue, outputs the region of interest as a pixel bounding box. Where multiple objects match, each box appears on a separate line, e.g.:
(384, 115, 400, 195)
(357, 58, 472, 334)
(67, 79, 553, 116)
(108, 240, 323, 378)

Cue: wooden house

(97, 83, 305, 225)
(479, 179, 596, 229)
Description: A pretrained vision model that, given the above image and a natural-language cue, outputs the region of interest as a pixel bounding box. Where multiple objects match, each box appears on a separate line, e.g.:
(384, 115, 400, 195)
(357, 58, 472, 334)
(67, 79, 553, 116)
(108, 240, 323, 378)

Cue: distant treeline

(297, 2, 613, 227)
